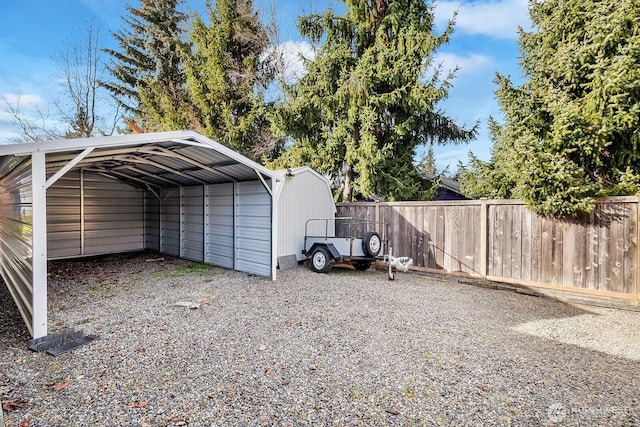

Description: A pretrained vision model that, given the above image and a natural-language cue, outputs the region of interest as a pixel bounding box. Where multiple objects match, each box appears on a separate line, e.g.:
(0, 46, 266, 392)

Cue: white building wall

(276, 168, 336, 261)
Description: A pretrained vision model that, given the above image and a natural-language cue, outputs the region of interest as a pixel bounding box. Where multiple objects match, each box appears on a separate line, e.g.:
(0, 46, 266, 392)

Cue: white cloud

(435, 0, 531, 39)
(433, 52, 493, 76)
(2, 93, 46, 111)
(272, 40, 315, 84)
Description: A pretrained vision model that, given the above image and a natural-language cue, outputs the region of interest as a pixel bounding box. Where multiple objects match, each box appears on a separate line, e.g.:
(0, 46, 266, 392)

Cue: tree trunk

(342, 163, 355, 202)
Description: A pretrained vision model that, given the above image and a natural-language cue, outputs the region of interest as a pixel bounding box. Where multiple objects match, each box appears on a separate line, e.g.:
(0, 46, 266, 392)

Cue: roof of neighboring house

(422, 173, 466, 199)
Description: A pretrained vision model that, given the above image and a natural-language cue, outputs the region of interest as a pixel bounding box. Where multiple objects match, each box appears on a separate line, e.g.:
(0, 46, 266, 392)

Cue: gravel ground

(1, 251, 640, 426)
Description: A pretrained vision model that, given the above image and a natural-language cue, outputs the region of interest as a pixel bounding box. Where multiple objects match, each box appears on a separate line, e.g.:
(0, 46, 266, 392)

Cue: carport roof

(0, 130, 278, 189)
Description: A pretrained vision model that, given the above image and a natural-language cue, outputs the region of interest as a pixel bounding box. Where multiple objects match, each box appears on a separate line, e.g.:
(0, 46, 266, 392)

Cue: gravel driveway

(1, 252, 639, 426)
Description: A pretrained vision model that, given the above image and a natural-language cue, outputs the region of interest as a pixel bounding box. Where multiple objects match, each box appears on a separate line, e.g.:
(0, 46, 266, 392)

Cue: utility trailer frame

(302, 217, 386, 273)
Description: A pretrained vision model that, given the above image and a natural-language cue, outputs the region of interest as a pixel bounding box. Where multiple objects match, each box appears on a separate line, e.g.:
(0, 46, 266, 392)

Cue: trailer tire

(310, 246, 332, 273)
(362, 231, 382, 257)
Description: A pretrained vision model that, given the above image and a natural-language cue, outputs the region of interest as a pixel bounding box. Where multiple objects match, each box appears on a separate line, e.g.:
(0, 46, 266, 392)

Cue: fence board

(503, 205, 514, 279)
(510, 205, 522, 280)
(585, 209, 598, 290)
(336, 197, 639, 299)
(624, 203, 638, 294)
(521, 208, 532, 281)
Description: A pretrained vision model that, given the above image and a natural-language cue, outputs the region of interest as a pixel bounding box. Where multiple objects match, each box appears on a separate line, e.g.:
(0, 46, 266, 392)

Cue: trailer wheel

(362, 231, 382, 257)
(310, 246, 331, 273)
(354, 261, 372, 271)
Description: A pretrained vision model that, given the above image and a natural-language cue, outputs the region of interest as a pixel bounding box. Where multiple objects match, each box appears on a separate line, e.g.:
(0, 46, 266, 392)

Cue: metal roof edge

(0, 131, 195, 157)
(0, 131, 279, 181)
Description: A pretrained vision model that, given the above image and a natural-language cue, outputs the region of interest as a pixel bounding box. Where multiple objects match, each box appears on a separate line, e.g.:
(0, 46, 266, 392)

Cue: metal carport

(0, 131, 280, 338)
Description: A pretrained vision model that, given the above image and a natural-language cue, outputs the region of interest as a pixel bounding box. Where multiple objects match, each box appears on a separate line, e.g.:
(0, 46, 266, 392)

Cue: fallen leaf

(258, 344, 267, 351)
(308, 364, 317, 371)
(49, 381, 70, 392)
(19, 419, 31, 427)
(477, 384, 490, 392)
(386, 407, 400, 415)
(3, 397, 27, 411)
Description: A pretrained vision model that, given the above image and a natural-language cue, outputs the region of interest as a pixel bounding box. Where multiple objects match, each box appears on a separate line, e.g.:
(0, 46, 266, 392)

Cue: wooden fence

(336, 197, 639, 301)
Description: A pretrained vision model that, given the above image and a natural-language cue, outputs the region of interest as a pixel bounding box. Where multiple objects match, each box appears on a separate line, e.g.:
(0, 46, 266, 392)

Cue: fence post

(375, 201, 381, 235)
(480, 198, 488, 278)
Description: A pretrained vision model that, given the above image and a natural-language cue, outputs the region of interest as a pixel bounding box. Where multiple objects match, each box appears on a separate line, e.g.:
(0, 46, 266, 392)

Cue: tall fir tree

(271, 0, 476, 202)
(102, 0, 190, 131)
(181, 0, 277, 159)
(462, 0, 640, 216)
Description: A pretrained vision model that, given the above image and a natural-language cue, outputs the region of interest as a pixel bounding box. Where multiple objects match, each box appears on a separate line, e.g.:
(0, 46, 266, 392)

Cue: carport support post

(32, 152, 48, 338)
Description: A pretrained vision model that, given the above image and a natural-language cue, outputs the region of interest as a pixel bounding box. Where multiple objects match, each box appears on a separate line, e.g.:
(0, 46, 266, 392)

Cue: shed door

(205, 183, 234, 269)
(235, 180, 272, 277)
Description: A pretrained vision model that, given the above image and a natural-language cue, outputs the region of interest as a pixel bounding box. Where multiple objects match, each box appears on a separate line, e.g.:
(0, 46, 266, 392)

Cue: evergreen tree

(102, 0, 189, 130)
(271, 0, 476, 202)
(416, 147, 437, 175)
(182, 0, 277, 159)
(466, 0, 640, 216)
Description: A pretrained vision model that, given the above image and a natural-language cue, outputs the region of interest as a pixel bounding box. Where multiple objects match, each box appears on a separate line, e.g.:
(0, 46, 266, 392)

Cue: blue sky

(0, 0, 531, 172)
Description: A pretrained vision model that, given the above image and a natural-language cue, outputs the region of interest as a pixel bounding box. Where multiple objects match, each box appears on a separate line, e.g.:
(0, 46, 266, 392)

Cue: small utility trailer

(302, 217, 385, 273)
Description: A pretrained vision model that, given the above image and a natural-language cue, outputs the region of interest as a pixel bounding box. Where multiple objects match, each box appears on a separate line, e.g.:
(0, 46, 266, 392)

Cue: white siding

(205, 183, 234, 269)
(277, 169, 335, 261)
(235, 181, 271, 276)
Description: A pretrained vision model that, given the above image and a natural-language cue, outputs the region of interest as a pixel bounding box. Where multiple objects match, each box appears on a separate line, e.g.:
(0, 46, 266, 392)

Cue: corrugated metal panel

(235, 180, 271, 277)
(182, 186, 204, 262)
(145, 191, 160, 251)
(205, 183, 234, 269)
(161, 188, 180, 256)
(47, 171, 145, 258)
(277, 169, 336, 261)
(47, 170, 81, 258)
(0, 156, 35, 336)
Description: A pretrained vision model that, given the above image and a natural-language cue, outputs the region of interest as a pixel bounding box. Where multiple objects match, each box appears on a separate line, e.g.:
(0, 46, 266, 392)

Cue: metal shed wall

(47, 171, 144, 259)
(182, 186, 204, 262)
(0, 156, 36, 335)
(276, 168, 336, 261)
(161, 188, 181, 257)
(144, 193, 161, 251)
(205, 183, 234, 269)
(83, 173, 144, 255)
(47, 170, 81, 258)
(236, 180, 272, 276)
